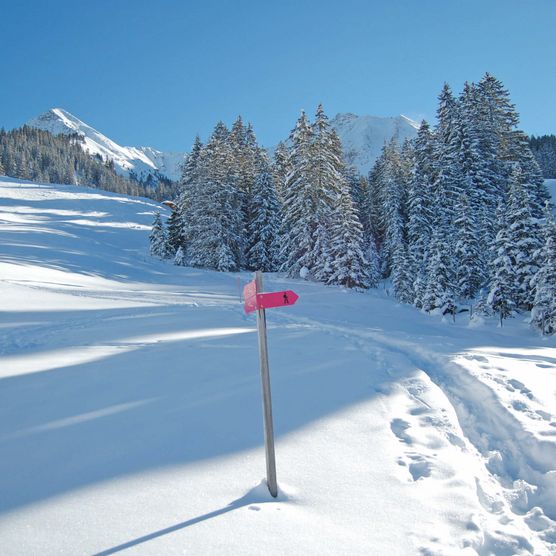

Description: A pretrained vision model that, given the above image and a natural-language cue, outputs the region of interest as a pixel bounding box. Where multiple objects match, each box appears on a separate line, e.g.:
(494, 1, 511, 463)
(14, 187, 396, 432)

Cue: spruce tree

(487, 203, 517, 325)
(166, 206, 185, 258)
(531, 202, 556, 335)
(378, 138, 407, 277)
(506, 167, 542, 309)
(246, 169, 282, 271)
(280, 111, 316, 277)
(326, 185, 369, 289)
(149, 212, 167, 258)
(422, 213, 455, 314)
(272, 141, 291, 202)
(454, 191, 482, 299)
(407, 120, 435, 300)
(174, 246, 186, 266)
(183, 122, 243, 271)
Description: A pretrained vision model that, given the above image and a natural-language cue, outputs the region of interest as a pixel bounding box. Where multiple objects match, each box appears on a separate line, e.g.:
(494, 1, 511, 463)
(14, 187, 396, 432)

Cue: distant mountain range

(26, 109, 185, 181)
(25, 108, 420, 181)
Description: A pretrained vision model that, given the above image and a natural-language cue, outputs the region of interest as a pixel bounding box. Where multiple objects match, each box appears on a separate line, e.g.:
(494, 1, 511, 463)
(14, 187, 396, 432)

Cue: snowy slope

(330, 113, 419, 174)
(26, 108, 185, 181)
(1, 177, 555, 555)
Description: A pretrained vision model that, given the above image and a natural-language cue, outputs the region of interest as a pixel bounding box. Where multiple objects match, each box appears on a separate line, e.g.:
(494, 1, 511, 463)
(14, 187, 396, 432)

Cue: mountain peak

(330, 112, 419, 173)
(26, 108, 184, 181)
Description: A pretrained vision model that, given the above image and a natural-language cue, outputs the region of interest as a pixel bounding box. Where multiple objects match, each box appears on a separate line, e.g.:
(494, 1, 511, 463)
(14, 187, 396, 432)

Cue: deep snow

(0, 177, 555, 555)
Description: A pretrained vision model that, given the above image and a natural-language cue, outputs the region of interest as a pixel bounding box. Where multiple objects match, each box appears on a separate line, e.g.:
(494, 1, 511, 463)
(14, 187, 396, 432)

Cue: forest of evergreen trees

(150, 73, 556, 335)
(530, 134, 556, 178)
(0, 126, 177, 200)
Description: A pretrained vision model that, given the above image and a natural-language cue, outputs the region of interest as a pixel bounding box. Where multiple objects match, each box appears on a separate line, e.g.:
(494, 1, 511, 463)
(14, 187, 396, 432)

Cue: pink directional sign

(243, 280, 299, 314)
(243, 279, 258, 314)
(257, 290, 299, 310)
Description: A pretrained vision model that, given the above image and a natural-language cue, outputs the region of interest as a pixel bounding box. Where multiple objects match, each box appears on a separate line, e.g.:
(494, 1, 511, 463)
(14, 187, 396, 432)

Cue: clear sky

(1, 0, 555, 152)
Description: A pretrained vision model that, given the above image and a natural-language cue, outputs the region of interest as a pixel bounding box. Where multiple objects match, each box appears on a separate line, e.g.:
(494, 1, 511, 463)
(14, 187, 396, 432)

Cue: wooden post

(255, 271, 278, 497)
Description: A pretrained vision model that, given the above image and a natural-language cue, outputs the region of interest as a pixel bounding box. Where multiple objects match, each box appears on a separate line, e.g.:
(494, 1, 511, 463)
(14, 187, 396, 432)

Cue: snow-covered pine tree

(183, 121, 243, 271)
(432, 83, 465, 228)
(272, 141, 291, 202)
(312, 221, 333, 282)
(454, 190, 482, 300)
(508, 129, 550, 220)
(379, 138, 407, 278)
(149, 212, 167, 258)
(246, 168, 282, 271)
(174, 246, 185, 266)
(487, 202, 517, 325)
(363, 155, 386, 264)
(407, 120, 435, 302)
(326, 181, 369, 289)
(166, 206, 185, 258)
(177, 135, 202, 212)
(309, 105, 345, 281)
(457, 81, 500, 246)
(506, 167, 542, 309)
(391, 240, 413, 303)
(365, 235, 381, 289)
(345, 165, 366, 212)
(280, 111, 316, 278)
(422, 210, 456, 315)
(531, 202, 556, 335)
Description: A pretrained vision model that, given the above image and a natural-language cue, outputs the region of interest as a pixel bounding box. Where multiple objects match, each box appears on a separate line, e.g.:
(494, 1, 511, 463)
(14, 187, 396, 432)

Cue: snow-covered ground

(0, 177, 555, 555)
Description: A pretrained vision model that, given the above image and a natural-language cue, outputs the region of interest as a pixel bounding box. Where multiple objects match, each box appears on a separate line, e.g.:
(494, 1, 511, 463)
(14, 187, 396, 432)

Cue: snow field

(0, 177, 555, 554)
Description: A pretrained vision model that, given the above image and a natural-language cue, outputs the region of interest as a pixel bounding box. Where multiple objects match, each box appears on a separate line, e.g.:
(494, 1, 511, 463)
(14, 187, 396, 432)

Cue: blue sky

(1, 0, 555, 151)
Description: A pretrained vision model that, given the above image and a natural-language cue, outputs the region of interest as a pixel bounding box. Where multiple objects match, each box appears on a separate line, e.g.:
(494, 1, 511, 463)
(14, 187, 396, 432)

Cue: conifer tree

(454, 191, 482, 299)
(531, 202, 556, 335)
(246, 168, 282, 271)
(422, 213, 455, 314)
(377, 138, 407, 277)
(487, 203, 517, 325)
(178, 135, 202, 210)
(506, 167, 542, 309)
(407, 120, 435, 290)
(184, 122, 243, 271)
(272, 141, 291, 202)
(174, 246, 186, 266)
(365, 235, 381, 289)
(327, 185, 369, 289)
(280, 111, 316, 277)
(149, 212, 167, 258)
(391, 241, 413, 303)
(166, 206, 185, 258)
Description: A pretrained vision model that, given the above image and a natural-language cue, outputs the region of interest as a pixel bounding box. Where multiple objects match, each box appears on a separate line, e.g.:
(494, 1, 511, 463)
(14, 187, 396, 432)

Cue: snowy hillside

(1, 177, 555, 554)
(330, 113, 419, 174)
(26, 108, 185, 181)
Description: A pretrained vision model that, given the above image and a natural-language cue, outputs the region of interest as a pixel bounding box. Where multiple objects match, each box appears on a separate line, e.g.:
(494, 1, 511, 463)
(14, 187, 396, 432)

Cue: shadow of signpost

(93, 482, 279, 555)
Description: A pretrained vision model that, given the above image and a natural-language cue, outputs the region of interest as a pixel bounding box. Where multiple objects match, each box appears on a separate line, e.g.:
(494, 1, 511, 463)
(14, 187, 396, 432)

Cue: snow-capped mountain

(26, 108, 185, 181)
(330, 113, 420, 174)
(26, 108, 419, 182)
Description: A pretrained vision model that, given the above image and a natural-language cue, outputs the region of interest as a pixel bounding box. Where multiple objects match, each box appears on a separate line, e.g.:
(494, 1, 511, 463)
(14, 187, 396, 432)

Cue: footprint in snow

(390, 418, 412, 445)
(407, 453, 432, 481)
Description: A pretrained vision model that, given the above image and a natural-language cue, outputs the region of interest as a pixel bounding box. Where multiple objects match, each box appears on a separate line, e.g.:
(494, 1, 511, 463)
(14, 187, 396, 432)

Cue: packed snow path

(1, 178, 555, 555)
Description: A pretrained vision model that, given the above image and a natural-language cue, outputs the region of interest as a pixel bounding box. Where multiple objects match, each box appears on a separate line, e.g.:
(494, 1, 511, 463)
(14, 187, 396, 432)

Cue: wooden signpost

(243, 271, 299, 498)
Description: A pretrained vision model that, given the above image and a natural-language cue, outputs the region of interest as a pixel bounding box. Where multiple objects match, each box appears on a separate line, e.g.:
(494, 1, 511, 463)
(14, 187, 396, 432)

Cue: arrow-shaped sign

(243, 279, 299, 314)
(256, 290, 299, 310)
